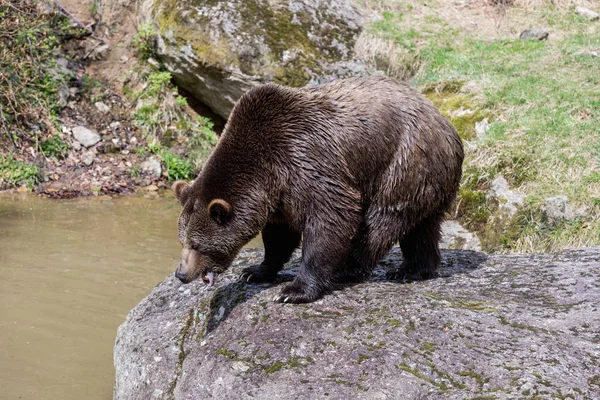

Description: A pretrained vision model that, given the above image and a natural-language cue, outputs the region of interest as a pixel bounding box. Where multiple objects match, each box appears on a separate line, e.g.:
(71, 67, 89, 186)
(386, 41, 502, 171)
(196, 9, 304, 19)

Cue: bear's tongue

(202, 271, 215, 287)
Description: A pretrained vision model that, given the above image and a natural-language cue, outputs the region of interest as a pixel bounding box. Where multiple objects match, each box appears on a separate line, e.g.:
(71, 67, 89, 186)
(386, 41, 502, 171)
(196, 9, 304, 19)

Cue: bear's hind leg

(240, 222, 301, 283)
(389, 212, 443, 281)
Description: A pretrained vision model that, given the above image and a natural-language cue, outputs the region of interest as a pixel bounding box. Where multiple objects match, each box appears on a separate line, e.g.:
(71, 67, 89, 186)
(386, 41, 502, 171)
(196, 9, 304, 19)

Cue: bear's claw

(240, 264, 279, 283)
(272, 277, 326, 303)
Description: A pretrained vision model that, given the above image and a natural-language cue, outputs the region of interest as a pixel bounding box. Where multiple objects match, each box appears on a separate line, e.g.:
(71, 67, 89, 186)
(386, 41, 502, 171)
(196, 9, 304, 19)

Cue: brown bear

(172, 75, 463, 303)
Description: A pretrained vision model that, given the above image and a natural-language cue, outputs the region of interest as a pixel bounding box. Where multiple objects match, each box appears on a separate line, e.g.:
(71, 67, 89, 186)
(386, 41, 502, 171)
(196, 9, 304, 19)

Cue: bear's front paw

(239, 264, 279, 283)
(272, 277, 326, 304)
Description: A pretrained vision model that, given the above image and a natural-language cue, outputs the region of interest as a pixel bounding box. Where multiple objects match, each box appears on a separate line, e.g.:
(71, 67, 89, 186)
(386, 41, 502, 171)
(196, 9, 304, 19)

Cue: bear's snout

(175, 268, 188, 283)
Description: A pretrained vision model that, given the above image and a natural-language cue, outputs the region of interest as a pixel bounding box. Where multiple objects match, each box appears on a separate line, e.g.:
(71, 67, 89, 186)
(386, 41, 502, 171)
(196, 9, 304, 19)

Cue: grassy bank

(0, 1, 216, 192)
(363, 0, 599, 252)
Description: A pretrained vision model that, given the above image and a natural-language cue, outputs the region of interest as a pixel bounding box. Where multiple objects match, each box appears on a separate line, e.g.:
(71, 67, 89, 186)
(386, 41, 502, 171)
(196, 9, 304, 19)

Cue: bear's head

(172, 180, 248, 286)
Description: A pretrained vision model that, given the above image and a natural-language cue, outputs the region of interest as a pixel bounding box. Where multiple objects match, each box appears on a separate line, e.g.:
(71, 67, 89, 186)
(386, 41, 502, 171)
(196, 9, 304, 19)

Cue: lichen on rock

(139, 0, 372, 119)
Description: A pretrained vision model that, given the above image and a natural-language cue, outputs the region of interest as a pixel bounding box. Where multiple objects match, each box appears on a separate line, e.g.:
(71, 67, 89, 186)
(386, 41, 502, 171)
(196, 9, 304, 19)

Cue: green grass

(0, 0, 85, 141)
(128, 57, 219, 177)
(366, 1, 600, 252)
(148, 144, 194, 181)
(40, 134, 70, 159)
(0, 156, 39, 189)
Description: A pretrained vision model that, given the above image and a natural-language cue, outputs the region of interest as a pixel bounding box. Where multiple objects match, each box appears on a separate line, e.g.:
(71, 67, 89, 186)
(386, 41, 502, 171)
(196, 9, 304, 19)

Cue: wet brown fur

(174, 75, 464, 303)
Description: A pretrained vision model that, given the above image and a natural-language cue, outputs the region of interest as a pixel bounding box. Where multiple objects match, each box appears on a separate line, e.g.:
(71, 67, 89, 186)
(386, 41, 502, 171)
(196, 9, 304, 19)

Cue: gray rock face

(114, 247, 600, 399)
(72, 126, 101, 148)
(138, 0, 372, 118)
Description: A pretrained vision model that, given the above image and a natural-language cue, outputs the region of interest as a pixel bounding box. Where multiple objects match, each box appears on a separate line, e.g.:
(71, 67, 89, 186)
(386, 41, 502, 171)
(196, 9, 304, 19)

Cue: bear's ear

(173, 181, 191, 206)
(207, 199, 232, 225)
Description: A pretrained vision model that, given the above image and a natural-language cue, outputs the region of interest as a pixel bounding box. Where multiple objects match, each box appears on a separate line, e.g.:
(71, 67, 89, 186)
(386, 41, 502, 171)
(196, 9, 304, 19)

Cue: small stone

(519, 29, 549, 41)
(487, 176, 525, 218)
(55, 57, 70, 74)
(88, 43, 110, 60)
(110, 121, 121, 129)
(576, 6, 600, 21)
(475, 118, 489, 138)
(72, 126, 101, 148)
(99, 142, 119, 154)
(121, 55, 129, 63)
(440, 220, 481, 251)
(111, 138, 120, 145)
(141, 158, 162, 177)
(541, 196, 585, 225)
(572, 50, 600, 58)
(231, 361, 250, 372)
(57, 85, 70, 107)
(17, 185, 28, 193)
(130, 137, 138, 145)
(147, 57, 161, 69)
(95, 102, 110, 113)
(72, 141, 82, 151)
(81, 151, 95, 166)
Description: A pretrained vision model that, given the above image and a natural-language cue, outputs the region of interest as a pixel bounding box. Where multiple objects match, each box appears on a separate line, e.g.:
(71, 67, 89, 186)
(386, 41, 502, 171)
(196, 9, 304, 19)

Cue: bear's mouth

(202, 271, 215, 286)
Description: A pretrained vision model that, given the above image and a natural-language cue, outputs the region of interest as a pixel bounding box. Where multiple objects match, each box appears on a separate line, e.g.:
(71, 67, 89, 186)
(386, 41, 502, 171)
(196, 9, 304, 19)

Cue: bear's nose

(175, 270, 187, 282)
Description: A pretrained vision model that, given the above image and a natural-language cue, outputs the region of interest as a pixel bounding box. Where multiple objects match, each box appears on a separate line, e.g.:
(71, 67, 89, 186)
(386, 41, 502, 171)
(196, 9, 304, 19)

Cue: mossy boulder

(137, 0, 371, 118)
(114, 247, 600, 399)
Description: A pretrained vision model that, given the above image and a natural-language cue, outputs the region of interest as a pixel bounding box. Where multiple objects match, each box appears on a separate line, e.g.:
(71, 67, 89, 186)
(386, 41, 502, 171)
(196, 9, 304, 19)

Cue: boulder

(137, 0, 372, 118)
(114, 247, 600, 399)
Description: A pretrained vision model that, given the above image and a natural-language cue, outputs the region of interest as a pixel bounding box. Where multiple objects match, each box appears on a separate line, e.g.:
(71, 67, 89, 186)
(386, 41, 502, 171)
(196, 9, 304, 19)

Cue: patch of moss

(459, 369, 490, 387)
(498, 316, 550, 333)
(396, 362, 451, 391)
(425, 90, 490, 141)
(357, 353, 369, 364)
(405, 320, 415, 334)
(388, 319, 402, 327)
(153, 0, 237, 69)
(167, 308, 195, 398)
(421, 341, 436, 352)
(153, 0, 360, 86)
(343, 326, 355, 334)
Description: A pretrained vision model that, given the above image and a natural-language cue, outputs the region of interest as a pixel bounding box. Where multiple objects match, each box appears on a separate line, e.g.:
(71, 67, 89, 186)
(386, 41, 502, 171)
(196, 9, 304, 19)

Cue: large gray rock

(137, 0, 372, 118)
(114, 247, 600, 399)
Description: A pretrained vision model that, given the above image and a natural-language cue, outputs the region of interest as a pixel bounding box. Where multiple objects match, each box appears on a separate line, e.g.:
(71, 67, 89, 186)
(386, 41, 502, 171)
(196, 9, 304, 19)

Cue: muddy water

(0, 192, 262, 400)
